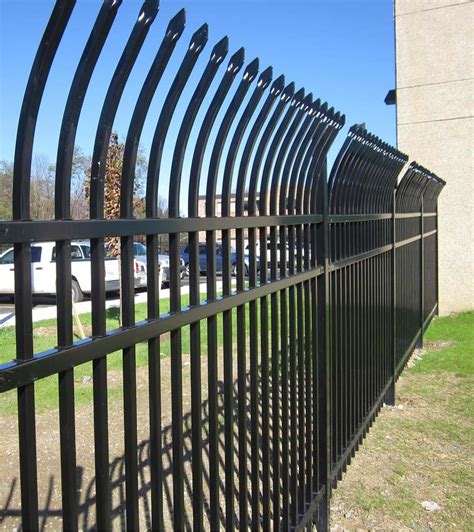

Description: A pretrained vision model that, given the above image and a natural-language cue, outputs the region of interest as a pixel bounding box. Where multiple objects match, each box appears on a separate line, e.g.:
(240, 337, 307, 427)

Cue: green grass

(0, 295, 169, 415)
(0, 290, 262, 415)
(404, 310, 474, 425)
(415, 310, 474, 377)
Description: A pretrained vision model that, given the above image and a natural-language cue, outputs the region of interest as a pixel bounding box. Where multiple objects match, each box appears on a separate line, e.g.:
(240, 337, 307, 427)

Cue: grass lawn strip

(0, 290, 257, 415)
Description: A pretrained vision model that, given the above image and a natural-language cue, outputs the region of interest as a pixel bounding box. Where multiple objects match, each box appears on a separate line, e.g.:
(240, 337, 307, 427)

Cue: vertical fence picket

(149, 23, 209, 529)
(11, 1, 76, 528)
(207, 56, 260, 530)
(263, 86, 308, 529)
(188, 45, 245, 530)
(169, 33, 228, 529)
(54, 2, 122, 528)
(248, 78, 294, 530)
(88, 4, 159, 527)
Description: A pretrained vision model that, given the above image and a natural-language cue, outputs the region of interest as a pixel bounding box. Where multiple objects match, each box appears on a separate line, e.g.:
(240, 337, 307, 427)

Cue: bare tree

(0, 160, 13, 220)
(0, 149, 91, 223)
(31, 154, 55, 219)
(70, 146, 91, 219)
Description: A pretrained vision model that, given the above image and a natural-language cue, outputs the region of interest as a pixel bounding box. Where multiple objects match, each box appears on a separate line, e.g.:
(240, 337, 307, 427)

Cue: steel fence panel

(0, 3, 445, 530)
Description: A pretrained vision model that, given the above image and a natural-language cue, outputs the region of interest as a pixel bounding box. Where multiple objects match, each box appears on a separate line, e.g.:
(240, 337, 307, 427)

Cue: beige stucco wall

(395, 0, 474, 314)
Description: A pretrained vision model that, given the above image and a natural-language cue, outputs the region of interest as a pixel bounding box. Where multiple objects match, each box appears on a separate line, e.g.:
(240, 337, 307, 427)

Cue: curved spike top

(292, 87, 306, 106)
(396, 161, 428, 212)
(302, 89, 313, 111)
(12, 0, 76, 220)
(350, 123, 363, 136)
(281, 81, 295, 102)
(227, 46, 245, 73)
(168, 30, 226, 218)
(166, 8, 186, 41)
(270, 74, 285, 96)
(309, 97, 321, 115)
(257, 66, 273, 89)
(189, 23, 208, 53)
(210, 36, 229, 65)
(409, 162, 445, 193)
(55, 0, 122, 219)
(330, 123, 409, 215)
(90, 0, 160, 220)
(138, 0, 159, 26)
(243, 57, 259, 81)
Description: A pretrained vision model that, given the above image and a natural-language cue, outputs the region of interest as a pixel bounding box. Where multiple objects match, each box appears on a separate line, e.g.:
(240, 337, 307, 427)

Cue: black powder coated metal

(1, 3, 445, 530)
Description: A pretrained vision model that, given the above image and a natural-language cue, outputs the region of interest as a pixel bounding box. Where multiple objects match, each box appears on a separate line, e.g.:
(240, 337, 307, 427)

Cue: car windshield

(51, 245, 82, 261)
(1, 247, 42, 264)
(31, 247, 42, 262)
(80, 245, 91, 259)
(0, 250, 14, 264)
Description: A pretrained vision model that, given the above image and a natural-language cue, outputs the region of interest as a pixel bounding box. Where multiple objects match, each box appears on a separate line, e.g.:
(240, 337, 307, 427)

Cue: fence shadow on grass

(0, 370, 273, 530)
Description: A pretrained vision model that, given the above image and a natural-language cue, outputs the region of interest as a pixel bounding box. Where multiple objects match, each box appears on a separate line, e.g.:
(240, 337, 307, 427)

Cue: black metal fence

(0, 1, 445, 530)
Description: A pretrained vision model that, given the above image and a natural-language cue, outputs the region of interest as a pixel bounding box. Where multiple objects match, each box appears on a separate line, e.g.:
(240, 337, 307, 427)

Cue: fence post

(417, 196, 424, 348)
(387, 188, 397, 405)
(316, 162, 331, 531)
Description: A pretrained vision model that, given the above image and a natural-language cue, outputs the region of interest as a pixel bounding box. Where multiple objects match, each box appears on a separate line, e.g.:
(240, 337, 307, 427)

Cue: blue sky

(0, 0, 396, 209)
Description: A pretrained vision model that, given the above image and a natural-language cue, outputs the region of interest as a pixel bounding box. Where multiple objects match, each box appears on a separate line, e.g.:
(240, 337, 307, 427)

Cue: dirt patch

(34, 326, 58, 337)
(424, 340, 455, 352)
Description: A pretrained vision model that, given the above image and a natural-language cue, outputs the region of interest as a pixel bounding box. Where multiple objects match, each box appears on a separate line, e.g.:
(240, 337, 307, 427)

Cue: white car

(0, 241, 147, 302)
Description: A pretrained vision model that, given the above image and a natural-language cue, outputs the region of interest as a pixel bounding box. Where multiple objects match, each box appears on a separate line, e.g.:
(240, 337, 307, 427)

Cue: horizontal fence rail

(0, 1, 445, 530)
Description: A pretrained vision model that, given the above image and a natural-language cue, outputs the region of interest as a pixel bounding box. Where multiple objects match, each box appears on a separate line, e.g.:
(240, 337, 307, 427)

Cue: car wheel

(71, 279, 84, 303)
(231, 263, 237, 276)
(184, 263, 190, 278)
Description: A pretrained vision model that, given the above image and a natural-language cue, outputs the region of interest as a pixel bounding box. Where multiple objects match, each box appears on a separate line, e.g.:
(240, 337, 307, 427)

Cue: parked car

(133, 242, 168, 286)
(180, 243, 259, 276)
(0, 241, 147, 302)
(132, 242, 186, 286)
